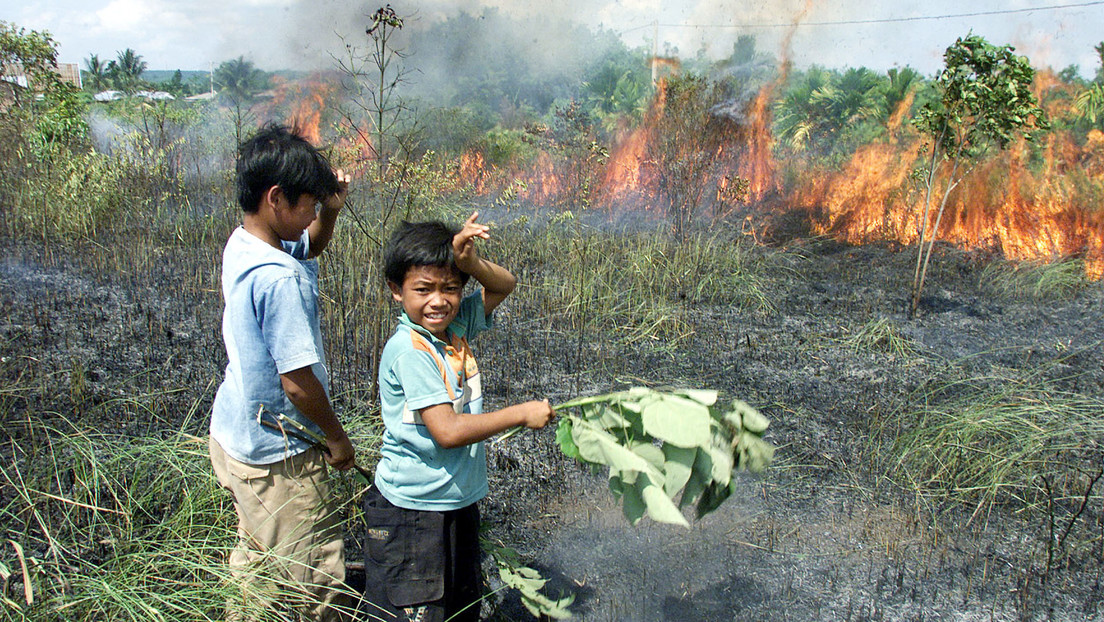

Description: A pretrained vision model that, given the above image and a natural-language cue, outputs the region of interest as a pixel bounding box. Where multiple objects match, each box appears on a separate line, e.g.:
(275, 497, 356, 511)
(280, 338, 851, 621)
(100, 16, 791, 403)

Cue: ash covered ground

(2, 230, 1103, 621)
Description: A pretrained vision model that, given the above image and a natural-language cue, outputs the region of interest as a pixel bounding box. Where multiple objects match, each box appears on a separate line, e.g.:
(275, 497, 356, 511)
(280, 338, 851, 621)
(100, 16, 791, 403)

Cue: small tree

(0, 21, 88, 237)
(1074, 42, 1104, 126)
(0, 21, 86, 152)
(525, 99, 608, 210)
(649, 74, 732, 240)
(909, 34, 1045, 315)
(334, 5, 421, 395)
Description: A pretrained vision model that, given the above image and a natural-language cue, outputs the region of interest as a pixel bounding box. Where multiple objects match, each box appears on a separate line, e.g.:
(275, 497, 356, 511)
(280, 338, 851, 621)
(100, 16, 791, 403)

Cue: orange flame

(255, 73, 338, 145)
(798, 72, 1104, 278)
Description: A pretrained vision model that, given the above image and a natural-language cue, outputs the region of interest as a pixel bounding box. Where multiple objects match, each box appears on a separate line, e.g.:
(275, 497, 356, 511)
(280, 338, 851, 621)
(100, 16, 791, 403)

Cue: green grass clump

(890, 374, 1104, 517)
(841, 317, 919, 357)
(978, 258, 1090, 300)
(494, 214, 773, 348)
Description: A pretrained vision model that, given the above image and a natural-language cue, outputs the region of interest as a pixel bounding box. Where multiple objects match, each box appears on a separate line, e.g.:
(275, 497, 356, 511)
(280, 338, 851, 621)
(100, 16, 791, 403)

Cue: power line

(623, 1, 1103, 31)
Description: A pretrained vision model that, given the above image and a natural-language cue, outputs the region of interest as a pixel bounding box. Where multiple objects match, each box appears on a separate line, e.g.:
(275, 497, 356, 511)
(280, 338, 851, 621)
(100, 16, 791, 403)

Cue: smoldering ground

(5, 221, 1103, 621)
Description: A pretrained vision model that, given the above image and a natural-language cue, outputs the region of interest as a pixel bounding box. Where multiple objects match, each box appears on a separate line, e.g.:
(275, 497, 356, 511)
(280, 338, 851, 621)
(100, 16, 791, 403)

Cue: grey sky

(4, 0, 1102, 77)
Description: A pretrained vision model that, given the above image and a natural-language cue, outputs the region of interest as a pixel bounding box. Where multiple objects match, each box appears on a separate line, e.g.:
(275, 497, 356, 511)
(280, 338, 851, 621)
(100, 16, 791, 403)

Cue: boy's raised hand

(322, 168, 351, 212)
(452, 211, 491, 273)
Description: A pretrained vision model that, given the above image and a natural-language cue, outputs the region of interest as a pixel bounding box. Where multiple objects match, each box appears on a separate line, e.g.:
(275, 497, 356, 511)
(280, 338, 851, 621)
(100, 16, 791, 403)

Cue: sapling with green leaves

(909, 33, 1046, 315)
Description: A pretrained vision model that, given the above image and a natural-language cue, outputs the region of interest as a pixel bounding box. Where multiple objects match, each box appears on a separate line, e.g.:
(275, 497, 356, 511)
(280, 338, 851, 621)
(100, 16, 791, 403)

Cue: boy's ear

(261, 185, 284, 210)
(387, 280, 403, 302)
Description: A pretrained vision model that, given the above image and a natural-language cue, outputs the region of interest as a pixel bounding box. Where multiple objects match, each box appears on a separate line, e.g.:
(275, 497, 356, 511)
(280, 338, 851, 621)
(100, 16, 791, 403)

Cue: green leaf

(739, 432, 776, 473)
(571, 418, 655, 475)
(705, 429, 735, 486)
(696, 479, 736, 518)
(556, 388, 776, 525)
(679, 468, 709, 509)
(609, 472, 625, 497)
(662, 445, 696, 497)
(670, 388, 719, 406)
(498, 563, 575, 619)
(631, 441, 665, 470)
(731, 400, 770, 434)
(589, 403, 631, 429)
(621, 478, 646, 525)
(640, 394, 712, 448)
(555, 418, 580, 461)
(615, 468, 639, 486)
(637, 473, 690, 527)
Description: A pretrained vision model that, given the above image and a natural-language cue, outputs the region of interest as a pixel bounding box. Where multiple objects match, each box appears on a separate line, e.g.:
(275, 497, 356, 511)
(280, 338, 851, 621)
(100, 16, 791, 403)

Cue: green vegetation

(890, 370, 1104, 549)
(1074, 42, 1104, 127)
(214, 57, 268, 144)
(840, 317, 919, 357)
(0, 411, 377, 620)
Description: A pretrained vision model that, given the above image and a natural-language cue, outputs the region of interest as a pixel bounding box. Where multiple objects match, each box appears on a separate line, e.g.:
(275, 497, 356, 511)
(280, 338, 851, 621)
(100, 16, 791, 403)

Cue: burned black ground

(2, 232, 1103, 621)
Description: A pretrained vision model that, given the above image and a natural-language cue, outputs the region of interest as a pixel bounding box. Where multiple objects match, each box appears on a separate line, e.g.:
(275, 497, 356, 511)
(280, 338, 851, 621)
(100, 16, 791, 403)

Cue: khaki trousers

(210, 437, 347, 621)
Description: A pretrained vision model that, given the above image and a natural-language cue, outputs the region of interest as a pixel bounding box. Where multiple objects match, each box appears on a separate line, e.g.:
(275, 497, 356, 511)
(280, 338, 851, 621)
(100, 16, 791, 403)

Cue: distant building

(1, 62, 82, 89)
(1, 61, 83, 111)
(55, 63, 82, 89)
(134, 90, 175, 101)
(185, 91, 217, 102)
(93, 90, 124, 102)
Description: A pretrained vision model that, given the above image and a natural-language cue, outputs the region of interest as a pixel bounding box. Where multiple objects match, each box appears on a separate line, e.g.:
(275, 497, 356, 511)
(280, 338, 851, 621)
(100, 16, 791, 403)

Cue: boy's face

(389, 265, 464, 340)
(272, 189, 318, 241)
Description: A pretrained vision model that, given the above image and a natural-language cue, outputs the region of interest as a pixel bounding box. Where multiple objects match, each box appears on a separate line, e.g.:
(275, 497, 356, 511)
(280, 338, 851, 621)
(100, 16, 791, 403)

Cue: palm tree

(215, 56, 265, 99)
(109, 48, 146, 93)
(881, 67, 921, 121)
(214, 56, 267, 143)
(818, 67, 884, 132)
(83, 54, 109, 92)
(773, 67, 831, 151)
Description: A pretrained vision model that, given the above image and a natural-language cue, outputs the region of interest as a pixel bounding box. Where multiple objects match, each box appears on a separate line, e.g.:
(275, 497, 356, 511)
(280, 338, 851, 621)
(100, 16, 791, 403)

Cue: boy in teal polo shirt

(363, 213, 554, 622)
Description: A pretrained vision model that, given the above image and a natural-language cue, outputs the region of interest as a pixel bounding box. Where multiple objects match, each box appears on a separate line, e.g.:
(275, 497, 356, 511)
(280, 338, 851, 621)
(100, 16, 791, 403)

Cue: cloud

(95, 0, 157, 33)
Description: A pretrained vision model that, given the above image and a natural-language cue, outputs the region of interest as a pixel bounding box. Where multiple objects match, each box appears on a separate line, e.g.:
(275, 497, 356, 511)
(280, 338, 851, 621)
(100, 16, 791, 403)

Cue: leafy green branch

(554, 387, 775, 528)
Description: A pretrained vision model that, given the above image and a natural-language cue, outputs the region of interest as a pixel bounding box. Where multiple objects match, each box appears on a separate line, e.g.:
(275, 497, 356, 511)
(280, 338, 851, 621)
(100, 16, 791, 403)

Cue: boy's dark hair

(384, 221, 470, 286)
(236, 124, 340, 212)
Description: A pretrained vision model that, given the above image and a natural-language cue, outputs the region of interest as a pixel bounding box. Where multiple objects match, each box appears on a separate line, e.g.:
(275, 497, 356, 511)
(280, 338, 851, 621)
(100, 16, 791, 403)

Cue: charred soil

(2, 232, 1103, 622)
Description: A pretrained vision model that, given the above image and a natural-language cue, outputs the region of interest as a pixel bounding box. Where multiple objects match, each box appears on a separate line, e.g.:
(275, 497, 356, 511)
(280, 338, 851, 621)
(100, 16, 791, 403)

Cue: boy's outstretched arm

(280, 366, 356, 470)
(307, 169, 351, 259)
(420, 400, 555, 449)
(452, 211, 516, 315)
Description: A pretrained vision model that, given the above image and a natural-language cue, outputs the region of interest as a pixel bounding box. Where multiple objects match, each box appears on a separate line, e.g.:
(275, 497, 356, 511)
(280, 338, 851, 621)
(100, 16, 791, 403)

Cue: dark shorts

(360, 486, 483, 622)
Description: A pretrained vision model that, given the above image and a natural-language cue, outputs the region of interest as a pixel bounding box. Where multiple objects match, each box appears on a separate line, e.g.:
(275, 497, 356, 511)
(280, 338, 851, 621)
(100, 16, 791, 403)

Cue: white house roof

(185, 91, 217, 101)
(135, 90, 175, 100)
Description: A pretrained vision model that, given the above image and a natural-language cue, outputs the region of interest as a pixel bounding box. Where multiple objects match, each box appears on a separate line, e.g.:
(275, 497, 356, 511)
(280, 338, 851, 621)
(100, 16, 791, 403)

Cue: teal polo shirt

(375, 291, 493, 511)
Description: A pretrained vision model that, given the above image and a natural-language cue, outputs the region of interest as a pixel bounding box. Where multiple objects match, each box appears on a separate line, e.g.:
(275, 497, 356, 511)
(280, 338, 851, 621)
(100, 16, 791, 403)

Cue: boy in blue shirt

(364, 213, 554, 622)
(209, 124, 355, 622)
